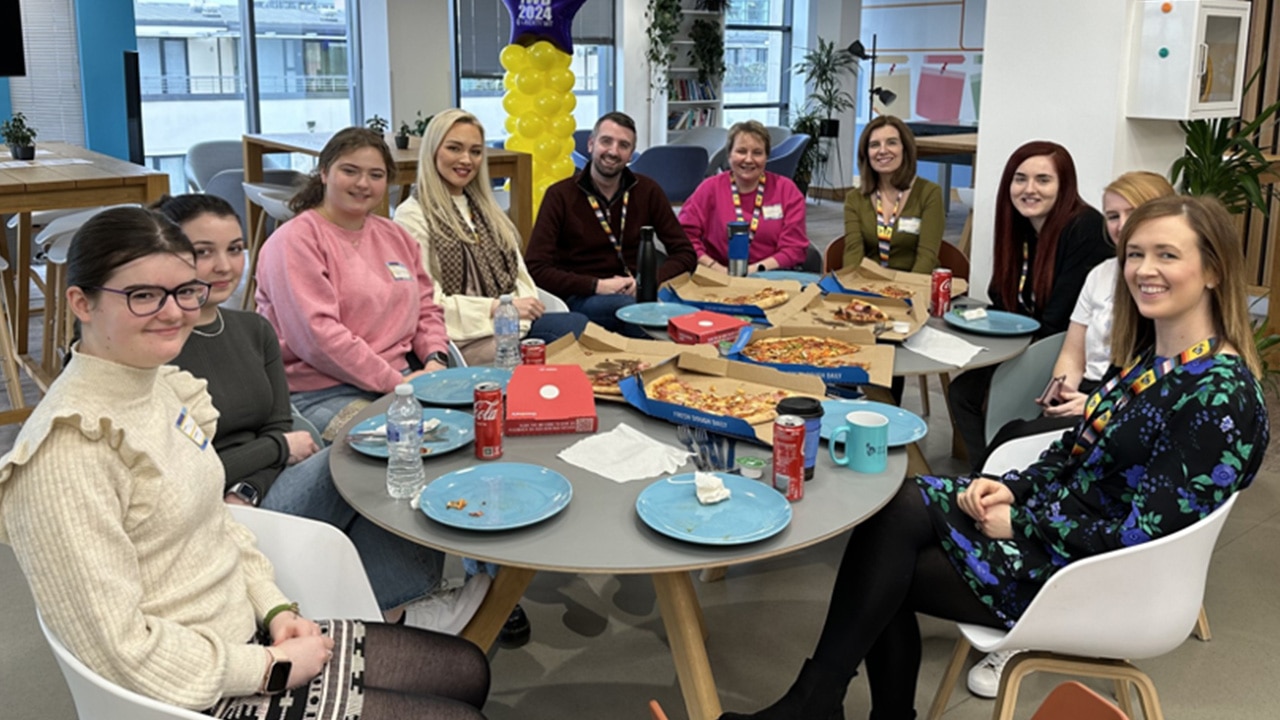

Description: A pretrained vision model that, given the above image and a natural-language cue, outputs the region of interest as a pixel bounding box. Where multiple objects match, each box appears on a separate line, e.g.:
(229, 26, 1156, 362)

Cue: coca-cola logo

(475, 400, 502, 421)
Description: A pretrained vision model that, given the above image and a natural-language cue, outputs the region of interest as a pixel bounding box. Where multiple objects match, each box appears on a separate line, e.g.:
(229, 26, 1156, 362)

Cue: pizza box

(667, 309, 750, 345)
(543, 322, 716, 401)
(724, 324, 896, 387)
(658, 266, 808, 323)
(504, 364, 598, 436)
(618, 352, 827, 446)
(818, 258, 969, 300)
(774, 288, 926, 342)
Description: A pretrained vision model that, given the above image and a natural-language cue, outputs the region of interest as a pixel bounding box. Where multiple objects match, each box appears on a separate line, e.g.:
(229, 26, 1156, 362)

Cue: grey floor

(3, 200, 1278, 719)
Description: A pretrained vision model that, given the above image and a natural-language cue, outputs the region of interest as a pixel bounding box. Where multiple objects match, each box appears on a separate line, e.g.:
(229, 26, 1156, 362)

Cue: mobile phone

(1036, 375, 1066, 407)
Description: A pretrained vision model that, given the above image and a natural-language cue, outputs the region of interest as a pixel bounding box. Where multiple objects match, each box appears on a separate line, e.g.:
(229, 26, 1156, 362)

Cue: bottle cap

(395, 383, 413, 395)
(499, 293, 513, 302)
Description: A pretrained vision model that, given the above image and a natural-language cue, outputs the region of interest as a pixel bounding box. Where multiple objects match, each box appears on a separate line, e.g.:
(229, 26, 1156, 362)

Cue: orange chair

(1031, 681, 1130, 720)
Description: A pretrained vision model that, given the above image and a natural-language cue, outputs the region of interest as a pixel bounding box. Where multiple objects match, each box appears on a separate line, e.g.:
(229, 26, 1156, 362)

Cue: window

(723, 0, 792, 127)
(454, 0, 615, 140)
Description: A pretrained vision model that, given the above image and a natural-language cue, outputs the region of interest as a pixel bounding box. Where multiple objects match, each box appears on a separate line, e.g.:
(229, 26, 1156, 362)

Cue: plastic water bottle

(494, 293, 521, 369)
(386, 384, 426, 499)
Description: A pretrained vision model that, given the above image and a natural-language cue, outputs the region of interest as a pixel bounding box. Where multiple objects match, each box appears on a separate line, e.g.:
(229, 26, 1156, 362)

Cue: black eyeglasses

(87, 281, 212, 317)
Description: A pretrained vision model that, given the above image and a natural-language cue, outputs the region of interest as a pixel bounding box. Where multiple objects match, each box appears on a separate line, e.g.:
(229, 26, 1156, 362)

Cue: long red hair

(989, 141, 1092, 314)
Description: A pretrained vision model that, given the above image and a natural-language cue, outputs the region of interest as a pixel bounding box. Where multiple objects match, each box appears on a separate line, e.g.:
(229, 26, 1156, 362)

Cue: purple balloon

(502, 0, 588, 54)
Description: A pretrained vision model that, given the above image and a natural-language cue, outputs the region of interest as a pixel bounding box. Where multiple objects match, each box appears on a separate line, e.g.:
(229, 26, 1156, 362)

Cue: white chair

(537, 287, 570, 314)
(39, 506, 380, 720)
(984, 331, 1067, 445)
(240, 181, 299, 311)
(184, 140, 244, 192)
(925, 491, 1239, 720)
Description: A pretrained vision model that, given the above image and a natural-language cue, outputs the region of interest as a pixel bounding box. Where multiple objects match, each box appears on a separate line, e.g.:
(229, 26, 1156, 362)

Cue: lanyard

(586, 190, 631, 276)
(874, 189, 903, 267)
(732, 175, 767, 241)
(1071, 338, 1218, 456)
(1017, 241, 1033, 312)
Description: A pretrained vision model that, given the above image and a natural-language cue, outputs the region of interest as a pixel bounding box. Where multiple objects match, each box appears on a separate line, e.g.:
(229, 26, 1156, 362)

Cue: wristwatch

(756, 264, 768, 273)
(425, 351, 450, 367)
(227, 482, 260, 507)
(262, 647, 292, 695)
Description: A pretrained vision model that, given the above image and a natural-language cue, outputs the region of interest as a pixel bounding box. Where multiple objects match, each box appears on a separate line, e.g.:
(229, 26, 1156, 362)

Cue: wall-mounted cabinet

(1128, 0, 1251, 120)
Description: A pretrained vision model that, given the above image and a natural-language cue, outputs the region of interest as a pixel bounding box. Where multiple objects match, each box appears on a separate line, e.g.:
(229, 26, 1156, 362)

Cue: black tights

(811, 482, 1003, 717)
(360, 624, 489, 720)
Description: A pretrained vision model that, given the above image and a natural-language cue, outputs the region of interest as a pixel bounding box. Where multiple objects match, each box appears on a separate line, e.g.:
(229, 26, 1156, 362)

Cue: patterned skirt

(206, 620, 366, 720)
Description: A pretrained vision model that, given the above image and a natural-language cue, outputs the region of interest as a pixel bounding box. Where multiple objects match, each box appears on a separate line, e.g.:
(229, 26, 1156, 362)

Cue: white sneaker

(403, 574, 492, 635)
(966, 650, 1018, 699)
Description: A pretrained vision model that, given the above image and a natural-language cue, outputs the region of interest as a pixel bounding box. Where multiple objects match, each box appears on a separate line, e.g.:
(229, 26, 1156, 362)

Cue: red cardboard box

(504, 364, 599, 436)
(667, 310, 750, 345)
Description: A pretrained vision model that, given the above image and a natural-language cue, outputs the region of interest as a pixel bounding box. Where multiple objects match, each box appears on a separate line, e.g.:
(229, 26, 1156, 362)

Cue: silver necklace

(191, 309, 225, 338)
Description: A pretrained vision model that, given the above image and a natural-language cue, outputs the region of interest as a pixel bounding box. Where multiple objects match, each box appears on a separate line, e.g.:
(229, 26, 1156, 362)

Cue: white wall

(804, 1, 860, 191)
(361, 0, 455, 127)
(969, 0, 1185, 302)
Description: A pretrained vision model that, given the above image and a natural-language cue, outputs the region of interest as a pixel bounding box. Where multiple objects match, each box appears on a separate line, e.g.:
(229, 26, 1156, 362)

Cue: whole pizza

(646, 375, 796, 425)
(711, 287, 790, 309)
(741, 336, 866, 368)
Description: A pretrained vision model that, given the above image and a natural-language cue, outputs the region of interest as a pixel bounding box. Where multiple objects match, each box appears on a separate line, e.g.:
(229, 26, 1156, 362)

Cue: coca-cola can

(520, 338, 546, 365)
(931, 268, 953, 317)
(772, 415, 806, 502)
(474, 382, 504, 460)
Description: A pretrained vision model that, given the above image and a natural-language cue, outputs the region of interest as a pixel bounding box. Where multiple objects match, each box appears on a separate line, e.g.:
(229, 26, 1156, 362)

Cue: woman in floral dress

(718, 195, 1270, 720)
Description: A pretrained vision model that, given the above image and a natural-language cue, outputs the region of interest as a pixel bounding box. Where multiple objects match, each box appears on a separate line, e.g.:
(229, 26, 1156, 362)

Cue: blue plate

(411, 367, 512, 406)
(420, 463, 573, 531)
(943, 309, 1041, 336)
(346, 408, 475, 459)
(819, 400, 928, 447)
(753, 270, 822, 286)
(616, 301, 699, 328)
(636, 473, 792, 545)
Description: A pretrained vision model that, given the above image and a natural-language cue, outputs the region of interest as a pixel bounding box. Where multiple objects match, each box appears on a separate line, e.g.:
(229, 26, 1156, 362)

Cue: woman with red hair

(950, 141, 1110, 466)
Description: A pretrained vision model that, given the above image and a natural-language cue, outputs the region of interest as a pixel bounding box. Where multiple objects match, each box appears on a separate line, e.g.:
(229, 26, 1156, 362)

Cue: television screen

(0, 2, 27, 78)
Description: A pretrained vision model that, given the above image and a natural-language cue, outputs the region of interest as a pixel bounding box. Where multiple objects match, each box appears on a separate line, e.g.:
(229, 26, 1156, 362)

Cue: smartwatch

(425, 351, 450, 367)
(262, 647, 292, 695)
(756, 264, 767, 273)
(227, 482, 260, 507)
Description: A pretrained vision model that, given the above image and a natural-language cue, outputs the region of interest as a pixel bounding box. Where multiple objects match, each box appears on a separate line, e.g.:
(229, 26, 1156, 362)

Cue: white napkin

(903, 325, 986, 368)
(558, 423, 693, 483)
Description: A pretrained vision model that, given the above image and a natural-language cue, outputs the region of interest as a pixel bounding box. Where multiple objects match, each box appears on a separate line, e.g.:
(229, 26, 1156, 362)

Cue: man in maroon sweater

(524, 112, 696, 335)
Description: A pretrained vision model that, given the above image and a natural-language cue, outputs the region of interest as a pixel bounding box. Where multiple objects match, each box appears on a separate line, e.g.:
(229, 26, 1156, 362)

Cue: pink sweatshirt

(255, 209, 449, 393)
(678, 171, 810, 269)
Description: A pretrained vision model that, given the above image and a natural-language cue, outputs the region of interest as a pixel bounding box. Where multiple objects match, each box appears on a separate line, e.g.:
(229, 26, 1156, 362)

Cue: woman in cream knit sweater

(0, 207, 489, 719)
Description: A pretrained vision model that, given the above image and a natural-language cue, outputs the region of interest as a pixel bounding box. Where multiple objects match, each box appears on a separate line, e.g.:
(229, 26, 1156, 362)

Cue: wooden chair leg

(0, 284, 26, 410)
(990, 652, 1161, 720)
(917, 375, 931, 416)
(925, 637, 972, 720)
(698, 566, 727, 583)
(1193, 604, 1211, 641)
(241, 210, 269, 311)
(1114, 678, 1136, 720)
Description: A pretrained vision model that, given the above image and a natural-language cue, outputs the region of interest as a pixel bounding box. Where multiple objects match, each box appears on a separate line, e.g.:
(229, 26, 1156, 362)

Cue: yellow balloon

(551, 157, 576, 179)
(560, 136, 576, 157)
(502, 91, 531, 116)
(548, 68, 575, 94)
(535, 136, 562, 163)
(550, 114, 577, 138)
(529, 41, 558, 71)
(555, 48, 574, 70)
(505, 134, 533, 153)
(518, 115, 546, 139)
(534, 91, 562, 117)
(502, 72, 516, 92)
(504, 115, 519, 136)
(560, 91, 578, 114)
(515, 69, 545, 95)
(500, 44, 529, 72)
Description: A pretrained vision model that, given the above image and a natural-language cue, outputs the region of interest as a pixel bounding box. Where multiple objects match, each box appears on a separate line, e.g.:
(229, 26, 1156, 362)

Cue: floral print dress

(917, 352, 1269, 628)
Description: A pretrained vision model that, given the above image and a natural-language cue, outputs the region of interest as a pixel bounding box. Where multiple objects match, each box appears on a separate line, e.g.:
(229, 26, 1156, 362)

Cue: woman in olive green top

(843, 116, 944, 273)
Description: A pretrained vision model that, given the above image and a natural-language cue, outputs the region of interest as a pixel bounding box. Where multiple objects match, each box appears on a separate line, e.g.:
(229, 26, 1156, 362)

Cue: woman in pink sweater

(678, 120, 810, 274)
(256, 127, 452, 440)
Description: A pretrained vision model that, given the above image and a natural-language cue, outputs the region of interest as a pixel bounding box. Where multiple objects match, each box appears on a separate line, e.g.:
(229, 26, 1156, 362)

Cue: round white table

(331, 400, 907, 720)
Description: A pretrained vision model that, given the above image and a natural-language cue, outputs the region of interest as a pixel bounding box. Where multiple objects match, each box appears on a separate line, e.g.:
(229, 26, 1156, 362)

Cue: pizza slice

(713, 287, 790, 309)
(859, 284, 913, 300)
(834, 298, 890, 324)
(586, 357, 652, 396)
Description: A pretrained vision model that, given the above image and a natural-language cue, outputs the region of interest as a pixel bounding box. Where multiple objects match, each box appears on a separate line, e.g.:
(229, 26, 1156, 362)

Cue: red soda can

(520, 338, 546, 365)
(930, 267, 953, 317)
(772, 415, 806, 502)
(474, 382, 504, 460)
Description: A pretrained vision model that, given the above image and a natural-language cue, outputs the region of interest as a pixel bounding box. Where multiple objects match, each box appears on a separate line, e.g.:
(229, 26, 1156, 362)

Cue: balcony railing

(141, 74, 349, 98)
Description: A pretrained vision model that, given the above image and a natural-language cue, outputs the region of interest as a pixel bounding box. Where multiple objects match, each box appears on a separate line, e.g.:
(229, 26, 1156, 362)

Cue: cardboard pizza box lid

(725, 324, 896, 388)
(544, 322, 716, 401)
(659, 267, 808, 324)
(824, 259, 968, 298)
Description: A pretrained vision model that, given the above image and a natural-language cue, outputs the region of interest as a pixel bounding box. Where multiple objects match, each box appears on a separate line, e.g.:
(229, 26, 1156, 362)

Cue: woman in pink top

(255, 127, 451, 440)
(678, 120, 809, 274)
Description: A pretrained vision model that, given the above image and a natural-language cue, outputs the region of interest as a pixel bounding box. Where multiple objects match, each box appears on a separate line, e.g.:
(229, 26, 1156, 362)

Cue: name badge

(175, 407, 209, 450)
(762, 204, 784, 220)
(386, 261, 412, 281)
(898, 217, 922, 234)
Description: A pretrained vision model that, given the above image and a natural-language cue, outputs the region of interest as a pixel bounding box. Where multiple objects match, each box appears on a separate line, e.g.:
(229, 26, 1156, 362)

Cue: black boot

(719, 658, 851, 720)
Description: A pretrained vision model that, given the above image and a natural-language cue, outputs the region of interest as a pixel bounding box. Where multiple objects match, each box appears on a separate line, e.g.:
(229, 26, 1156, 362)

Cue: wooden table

(914, 132, 978, 161)
(241, 133, 533, 247)
(331, 401, 906, 720)
(0, 143, 169, 389)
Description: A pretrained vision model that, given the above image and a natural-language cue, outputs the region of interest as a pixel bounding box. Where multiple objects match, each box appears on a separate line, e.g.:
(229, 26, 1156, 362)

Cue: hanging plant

(688, 19, 726, 86)
(646, 0, 683, 91)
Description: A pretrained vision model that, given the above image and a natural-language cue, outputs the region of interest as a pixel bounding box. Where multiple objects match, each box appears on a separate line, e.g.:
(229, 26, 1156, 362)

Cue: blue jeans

(526, 311, 590, 344)
(564, 294, 649, 338)
(261, 447, 444, 611)
(291, 383, 380, 442)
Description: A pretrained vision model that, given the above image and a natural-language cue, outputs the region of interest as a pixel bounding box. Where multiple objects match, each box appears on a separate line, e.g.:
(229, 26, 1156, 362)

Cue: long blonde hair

(1110, 195, 1260, 376)
(412, 109, 519, 253)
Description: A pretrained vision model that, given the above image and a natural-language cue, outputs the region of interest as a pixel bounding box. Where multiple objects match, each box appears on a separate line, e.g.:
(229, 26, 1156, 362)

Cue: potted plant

(790, 108, 826, 196)
(791, 38, 857, 195)
(365, 114, 390, 135)
(645, 0, 683, 92)
(408, 111, 433, 138)
(395, 122, 411, 150)
(1, 112, 37, 160)
(688, 19, 726, 87)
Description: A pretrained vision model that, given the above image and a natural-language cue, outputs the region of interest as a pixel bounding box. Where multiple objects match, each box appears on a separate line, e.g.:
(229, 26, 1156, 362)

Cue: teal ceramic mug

(828, 411, 889, 473)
